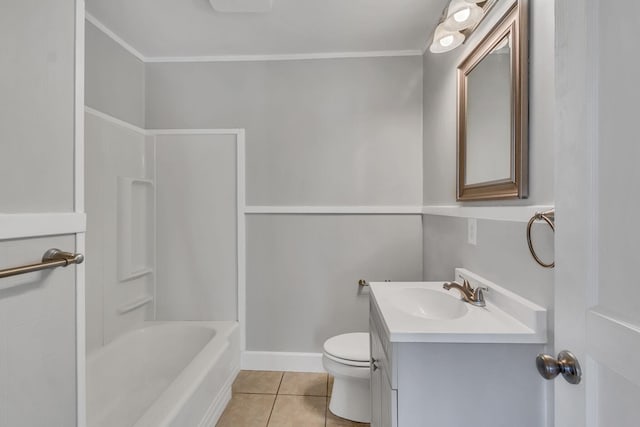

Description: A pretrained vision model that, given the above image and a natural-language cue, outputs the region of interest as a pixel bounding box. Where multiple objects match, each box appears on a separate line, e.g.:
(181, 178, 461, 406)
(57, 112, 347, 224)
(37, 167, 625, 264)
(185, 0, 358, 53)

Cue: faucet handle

(473, 286, 488, 304)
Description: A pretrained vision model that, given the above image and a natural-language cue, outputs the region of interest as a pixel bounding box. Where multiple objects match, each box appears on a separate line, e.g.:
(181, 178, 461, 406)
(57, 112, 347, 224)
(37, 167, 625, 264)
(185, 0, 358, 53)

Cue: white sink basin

(387, 288, 468, 320)
(369, 268, 548, 344)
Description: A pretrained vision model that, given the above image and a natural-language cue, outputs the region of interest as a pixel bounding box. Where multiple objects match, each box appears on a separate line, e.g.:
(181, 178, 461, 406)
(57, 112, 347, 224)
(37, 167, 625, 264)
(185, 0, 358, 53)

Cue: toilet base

(328, 375, 371, 423)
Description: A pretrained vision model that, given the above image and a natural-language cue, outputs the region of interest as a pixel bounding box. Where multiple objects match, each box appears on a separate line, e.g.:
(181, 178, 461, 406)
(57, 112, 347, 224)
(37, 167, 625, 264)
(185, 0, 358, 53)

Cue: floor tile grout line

(234, 391, 279, 395)
(327, 374, 329, 396)
(326, 375, 331, 427)
(324, 394, 329, 427)
(265, 372, 285, 427)
(278, 393, 328, 397)
(325, 375, 329, 427)
(275, 371, 285, 395)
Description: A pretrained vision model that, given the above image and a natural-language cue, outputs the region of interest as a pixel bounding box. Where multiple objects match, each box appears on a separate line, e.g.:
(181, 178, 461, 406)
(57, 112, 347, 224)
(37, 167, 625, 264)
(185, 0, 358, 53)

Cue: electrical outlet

(467, 218, 477, 245)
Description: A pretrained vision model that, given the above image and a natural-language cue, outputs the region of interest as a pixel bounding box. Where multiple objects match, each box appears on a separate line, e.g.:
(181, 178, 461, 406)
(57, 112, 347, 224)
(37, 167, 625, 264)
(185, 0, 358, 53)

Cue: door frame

(554, 0, 597, 423)
(75, 0, 87, 425)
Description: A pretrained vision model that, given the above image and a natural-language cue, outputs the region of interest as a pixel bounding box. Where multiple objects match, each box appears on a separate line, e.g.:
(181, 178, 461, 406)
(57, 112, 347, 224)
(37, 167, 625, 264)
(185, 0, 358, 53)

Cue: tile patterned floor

(217, 370, 370, 427)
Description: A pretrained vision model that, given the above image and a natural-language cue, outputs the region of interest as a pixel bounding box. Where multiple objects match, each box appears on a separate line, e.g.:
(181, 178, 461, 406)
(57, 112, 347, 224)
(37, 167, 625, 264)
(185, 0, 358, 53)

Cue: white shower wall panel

(85, 113, 155, 353)
(155, 134, 238, 321)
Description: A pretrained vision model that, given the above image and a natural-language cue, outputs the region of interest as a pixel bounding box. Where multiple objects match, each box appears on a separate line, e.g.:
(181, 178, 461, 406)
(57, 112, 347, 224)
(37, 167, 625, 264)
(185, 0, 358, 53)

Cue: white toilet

(322, 332, 371, 423)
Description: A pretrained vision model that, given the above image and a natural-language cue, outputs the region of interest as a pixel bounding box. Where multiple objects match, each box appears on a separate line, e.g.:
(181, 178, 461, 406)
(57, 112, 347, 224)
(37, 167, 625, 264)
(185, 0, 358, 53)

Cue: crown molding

(144, 50, 423, 63)
(85, 12, 423, 63)
(85, 12, 146, 62)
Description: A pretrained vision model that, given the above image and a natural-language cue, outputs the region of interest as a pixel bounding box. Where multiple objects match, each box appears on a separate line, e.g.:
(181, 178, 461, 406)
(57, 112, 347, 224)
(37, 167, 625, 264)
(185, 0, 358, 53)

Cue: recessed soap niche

(117, 177, 154, 282)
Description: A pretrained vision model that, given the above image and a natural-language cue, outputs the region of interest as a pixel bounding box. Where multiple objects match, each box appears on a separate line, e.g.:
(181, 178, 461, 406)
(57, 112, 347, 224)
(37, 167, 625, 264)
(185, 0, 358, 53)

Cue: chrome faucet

(442, 279, 488, 307)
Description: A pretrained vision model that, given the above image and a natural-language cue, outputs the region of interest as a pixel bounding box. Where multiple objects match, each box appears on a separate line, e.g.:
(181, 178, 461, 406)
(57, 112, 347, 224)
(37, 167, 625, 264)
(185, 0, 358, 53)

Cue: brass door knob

(536, 350, 582, 384)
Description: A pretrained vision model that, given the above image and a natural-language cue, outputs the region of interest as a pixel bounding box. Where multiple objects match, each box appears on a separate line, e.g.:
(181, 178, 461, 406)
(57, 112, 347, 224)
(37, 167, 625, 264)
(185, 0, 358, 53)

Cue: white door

(554, 0, 640, 425)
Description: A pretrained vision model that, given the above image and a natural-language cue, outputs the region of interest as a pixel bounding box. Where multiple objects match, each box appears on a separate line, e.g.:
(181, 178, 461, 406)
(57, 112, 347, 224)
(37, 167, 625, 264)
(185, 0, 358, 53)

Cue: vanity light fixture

(429, 0, 497, 54)
(443, 0, 484, 32)
(429, 24, 465, 53)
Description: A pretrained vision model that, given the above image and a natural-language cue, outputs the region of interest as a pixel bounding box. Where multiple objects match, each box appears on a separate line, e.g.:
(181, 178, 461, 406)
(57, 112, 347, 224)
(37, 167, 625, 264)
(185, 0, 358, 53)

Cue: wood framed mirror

(457, 1, 528, 201)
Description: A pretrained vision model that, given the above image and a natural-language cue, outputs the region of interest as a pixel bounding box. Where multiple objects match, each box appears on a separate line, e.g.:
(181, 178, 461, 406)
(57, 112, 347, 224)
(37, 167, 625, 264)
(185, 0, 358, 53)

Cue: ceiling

(85, 0, 448, 59)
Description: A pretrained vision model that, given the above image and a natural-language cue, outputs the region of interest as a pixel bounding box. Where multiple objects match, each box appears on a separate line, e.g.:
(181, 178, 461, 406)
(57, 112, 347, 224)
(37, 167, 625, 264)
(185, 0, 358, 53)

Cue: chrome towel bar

(358, 279, 391, 287)
(0, 248, 84, 279)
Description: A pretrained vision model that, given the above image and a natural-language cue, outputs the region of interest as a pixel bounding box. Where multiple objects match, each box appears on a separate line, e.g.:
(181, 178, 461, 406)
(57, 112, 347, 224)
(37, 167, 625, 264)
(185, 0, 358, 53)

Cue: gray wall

(146, 57, 423, 206)
(247, 215, 423, 352)
(85, 21, 145, 127)
(0, 0, 75, 213)
(1, 1, 78, 425)
(146, 57, 424, 352)
(155, 134, 238, 321)
(423, 215, 553, 307)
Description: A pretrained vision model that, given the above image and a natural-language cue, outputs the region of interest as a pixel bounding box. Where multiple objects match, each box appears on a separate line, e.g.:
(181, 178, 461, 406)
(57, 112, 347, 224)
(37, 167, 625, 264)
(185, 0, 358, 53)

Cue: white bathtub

(87, 321, 240, 427)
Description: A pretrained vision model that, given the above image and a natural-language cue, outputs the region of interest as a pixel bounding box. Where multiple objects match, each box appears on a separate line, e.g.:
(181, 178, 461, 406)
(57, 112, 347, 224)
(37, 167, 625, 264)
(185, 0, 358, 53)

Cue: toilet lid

(323, 333, 370, 362)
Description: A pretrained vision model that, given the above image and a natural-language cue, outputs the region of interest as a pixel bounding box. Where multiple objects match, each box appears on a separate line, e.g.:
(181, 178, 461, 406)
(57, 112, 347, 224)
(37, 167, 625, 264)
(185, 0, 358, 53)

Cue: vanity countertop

(369, 269, 547, 344)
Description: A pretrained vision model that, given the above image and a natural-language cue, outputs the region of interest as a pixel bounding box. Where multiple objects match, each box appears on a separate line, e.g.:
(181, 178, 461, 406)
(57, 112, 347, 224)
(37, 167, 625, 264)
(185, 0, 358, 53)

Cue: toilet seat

(323, 352, 370, 368)
(323, 332, 370, 365)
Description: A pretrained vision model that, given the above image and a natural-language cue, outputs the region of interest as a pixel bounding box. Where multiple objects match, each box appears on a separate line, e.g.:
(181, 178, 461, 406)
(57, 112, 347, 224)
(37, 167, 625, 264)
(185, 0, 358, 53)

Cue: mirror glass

(465, 34, 512, 185)
(456, 2, 527, 201)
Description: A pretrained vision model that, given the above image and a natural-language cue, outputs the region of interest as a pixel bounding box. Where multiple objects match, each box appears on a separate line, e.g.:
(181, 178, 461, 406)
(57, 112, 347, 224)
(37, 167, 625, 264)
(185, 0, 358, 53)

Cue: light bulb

(429, 23, 465, 53)
(443, 0, 483, 31)
(439, 35, 455, 47)
(454, 7, 471, 23)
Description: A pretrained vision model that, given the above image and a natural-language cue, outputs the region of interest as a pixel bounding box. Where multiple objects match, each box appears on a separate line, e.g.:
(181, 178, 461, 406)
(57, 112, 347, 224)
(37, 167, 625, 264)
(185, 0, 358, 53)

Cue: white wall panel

(155, 134, 238, 321)
(145, 56, 423, 206)
(246, 215, 422, 352)
(0, 0, 75, 213)
(0, 235, 77, 427)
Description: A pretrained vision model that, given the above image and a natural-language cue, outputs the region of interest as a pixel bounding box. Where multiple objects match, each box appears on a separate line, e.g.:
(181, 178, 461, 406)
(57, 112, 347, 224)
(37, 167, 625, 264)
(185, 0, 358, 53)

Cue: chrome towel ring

(527, 209, 555, 268)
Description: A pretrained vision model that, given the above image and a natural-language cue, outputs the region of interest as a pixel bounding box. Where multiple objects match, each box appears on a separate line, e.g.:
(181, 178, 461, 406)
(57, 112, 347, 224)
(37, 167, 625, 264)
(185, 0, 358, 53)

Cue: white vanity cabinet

(370, 310, 397, 427)
(369, 273, 548, 427)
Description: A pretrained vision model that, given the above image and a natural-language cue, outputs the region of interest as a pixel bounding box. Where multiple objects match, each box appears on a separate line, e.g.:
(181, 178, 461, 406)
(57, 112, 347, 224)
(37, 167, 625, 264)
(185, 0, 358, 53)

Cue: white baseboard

(241, 351, 325, 373)
(198, 364, 239, 427)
